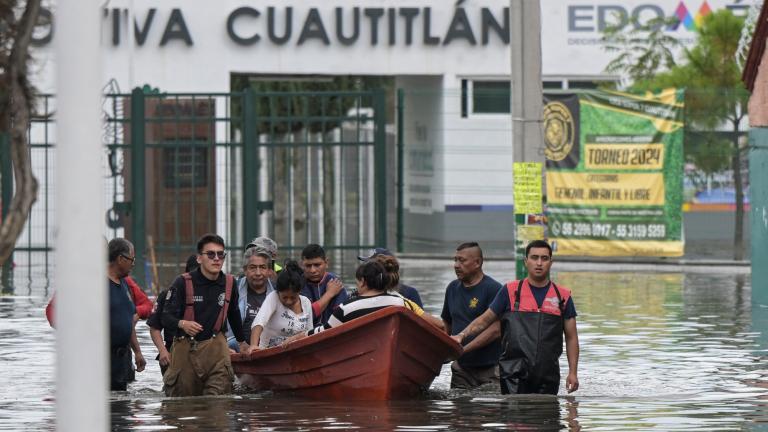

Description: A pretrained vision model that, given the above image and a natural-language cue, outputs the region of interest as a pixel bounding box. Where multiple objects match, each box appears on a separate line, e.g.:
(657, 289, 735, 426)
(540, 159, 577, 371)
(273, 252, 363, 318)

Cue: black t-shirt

(440, 275, 502, 368)
(161, 269, 245, 342)
(147, 288, 176, 347)
(242, 289, 268, 342)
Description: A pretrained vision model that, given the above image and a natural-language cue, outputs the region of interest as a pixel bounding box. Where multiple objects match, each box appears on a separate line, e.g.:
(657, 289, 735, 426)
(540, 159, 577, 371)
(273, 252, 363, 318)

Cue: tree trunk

(0, 0, 41, 268)
(731, 121, 744, 261)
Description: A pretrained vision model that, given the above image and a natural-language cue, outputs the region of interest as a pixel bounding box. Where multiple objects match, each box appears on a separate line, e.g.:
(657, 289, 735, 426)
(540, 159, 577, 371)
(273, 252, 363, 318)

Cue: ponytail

(276, 259, 304, 294)
(355, 261, 390, 292)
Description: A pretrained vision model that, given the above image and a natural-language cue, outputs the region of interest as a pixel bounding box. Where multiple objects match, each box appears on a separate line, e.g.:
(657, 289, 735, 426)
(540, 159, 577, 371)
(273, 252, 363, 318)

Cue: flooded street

(1, 255, 767, 430)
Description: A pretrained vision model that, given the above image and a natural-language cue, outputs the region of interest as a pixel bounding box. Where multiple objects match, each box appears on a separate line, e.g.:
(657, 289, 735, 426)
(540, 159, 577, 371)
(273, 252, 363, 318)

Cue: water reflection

(1, 253, 767, 430)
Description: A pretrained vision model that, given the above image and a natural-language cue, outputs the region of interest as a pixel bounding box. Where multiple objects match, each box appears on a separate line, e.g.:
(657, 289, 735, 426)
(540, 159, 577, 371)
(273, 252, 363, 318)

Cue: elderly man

(246, 236, 281, 276)
(227, 245, 275, 351)
(107, 238, 146, 391)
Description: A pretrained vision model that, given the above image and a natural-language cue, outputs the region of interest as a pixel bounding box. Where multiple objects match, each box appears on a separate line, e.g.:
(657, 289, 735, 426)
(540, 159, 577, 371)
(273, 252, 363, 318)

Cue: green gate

(4, 88, 389, 289)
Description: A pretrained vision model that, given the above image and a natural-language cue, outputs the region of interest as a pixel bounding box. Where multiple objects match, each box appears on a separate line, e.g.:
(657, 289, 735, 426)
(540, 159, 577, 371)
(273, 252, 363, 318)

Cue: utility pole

(510, 0, 545, 279)
(56, 1, 108, 430)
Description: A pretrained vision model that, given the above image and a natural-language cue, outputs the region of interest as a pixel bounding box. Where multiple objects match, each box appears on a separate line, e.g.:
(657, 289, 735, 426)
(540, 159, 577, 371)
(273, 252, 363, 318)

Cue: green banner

(544, 89, 684, 257)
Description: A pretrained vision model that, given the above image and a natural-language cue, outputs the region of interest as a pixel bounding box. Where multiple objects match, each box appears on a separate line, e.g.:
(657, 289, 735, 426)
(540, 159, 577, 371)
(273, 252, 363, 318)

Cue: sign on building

(545, 89, 684, 256)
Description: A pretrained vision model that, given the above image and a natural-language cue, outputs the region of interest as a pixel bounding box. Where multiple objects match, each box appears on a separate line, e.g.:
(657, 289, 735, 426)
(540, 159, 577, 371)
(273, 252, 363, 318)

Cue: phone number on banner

(552, 222, 666, 239)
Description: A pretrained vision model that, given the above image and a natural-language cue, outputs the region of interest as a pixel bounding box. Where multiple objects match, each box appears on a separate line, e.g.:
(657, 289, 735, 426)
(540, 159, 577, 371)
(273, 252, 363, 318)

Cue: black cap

(357, 247, 393, 261)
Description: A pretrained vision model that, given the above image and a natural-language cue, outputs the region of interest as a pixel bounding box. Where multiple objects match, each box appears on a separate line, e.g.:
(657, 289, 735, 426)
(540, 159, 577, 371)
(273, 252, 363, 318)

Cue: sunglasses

(201, 250, 227, 260)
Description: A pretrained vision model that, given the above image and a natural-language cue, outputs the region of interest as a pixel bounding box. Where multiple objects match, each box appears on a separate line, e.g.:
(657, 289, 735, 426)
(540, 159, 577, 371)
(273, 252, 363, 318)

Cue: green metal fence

(3, 88, 388, 289)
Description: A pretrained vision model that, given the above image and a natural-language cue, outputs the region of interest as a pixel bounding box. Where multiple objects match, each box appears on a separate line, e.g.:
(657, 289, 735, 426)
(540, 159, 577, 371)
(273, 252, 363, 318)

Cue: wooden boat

(230, 306, 463, 400)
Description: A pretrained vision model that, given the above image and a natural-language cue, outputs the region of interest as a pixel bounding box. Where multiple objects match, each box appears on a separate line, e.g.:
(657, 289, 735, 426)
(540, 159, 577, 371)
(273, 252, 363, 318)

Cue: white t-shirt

(251, 291, 313, 348)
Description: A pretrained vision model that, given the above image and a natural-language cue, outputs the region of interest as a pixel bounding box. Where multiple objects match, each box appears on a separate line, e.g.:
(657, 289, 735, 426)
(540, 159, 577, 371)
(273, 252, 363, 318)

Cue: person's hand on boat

(178, 319, 203, 337)
(326, 278, 344, 296)
(135, 351, 146, 372)
(566, 372, 579, 393)
(284, 332, 307, 344)
(246, 345, 263, 355)
(449, 333, 464, 345)
(239, 341, 250, 354)
(158, 348, 171, 367)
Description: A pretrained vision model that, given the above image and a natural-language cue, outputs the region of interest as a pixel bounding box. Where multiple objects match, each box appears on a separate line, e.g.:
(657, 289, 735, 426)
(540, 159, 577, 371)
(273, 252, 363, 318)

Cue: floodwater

(1, 255, 767, 431)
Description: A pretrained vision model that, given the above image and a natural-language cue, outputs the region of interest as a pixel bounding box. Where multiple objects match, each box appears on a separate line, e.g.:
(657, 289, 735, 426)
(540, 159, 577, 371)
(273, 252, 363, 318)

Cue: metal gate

(4, 88, 388, 289)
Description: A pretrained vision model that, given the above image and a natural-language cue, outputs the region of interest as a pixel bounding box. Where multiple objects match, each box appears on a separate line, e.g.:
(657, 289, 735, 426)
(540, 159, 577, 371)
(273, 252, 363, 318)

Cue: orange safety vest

(505, 279, 571, 316)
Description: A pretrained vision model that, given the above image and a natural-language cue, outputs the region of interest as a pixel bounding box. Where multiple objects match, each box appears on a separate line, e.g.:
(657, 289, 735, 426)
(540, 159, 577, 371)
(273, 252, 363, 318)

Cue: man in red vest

(451, 240, 580, 395)
(161, 233, 249, 396)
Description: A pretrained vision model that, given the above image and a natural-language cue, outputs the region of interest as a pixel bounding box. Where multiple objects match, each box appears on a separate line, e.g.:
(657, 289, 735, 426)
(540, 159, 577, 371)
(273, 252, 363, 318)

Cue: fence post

(396, 89, 405, 253)
(0, 133, 12, 290)
(242, 88, 259, 246)
(373, 89, 387, 248)
(130, 88, 147, 285)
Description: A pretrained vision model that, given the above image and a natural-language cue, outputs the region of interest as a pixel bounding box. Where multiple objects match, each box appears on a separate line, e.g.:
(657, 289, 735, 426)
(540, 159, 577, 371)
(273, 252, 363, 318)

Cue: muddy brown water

(1, 255, 766, 430)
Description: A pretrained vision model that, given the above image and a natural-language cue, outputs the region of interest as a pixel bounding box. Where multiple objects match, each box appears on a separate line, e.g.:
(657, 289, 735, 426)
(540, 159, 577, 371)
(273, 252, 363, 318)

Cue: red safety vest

(506, 279, 571, 316)
(182, 272, 234, 334)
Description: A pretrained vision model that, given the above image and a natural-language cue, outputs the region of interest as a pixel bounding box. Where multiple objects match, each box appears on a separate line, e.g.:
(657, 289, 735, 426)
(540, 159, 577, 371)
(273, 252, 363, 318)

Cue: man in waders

(162, 233, 249, 396)
(451, 240, 580, 394)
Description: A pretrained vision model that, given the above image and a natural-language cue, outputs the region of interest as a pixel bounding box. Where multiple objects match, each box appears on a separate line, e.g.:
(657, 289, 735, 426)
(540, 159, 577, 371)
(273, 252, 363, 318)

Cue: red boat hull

(231, 307, 462, 400)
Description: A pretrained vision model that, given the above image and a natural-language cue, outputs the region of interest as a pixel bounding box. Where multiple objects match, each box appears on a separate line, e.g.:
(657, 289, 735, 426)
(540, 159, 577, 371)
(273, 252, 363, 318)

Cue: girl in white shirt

(248, 261, 313, 350)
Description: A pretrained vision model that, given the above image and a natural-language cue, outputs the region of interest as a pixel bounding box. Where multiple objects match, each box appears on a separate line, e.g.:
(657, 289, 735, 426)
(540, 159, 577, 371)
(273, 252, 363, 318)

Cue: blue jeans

(227, 337, 240, 353)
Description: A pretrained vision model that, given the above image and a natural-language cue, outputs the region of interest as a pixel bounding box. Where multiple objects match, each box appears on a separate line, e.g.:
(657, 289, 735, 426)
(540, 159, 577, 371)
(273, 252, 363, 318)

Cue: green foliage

(601, 15, 681, 86)
(627, 10, 748, 175)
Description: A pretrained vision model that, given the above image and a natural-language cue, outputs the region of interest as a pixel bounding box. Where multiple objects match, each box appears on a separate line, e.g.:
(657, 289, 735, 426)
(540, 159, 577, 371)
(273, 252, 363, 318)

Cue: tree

(0, 0, 41, 268)
(630, 10, 749, 260)
(601, 15, 682, 87)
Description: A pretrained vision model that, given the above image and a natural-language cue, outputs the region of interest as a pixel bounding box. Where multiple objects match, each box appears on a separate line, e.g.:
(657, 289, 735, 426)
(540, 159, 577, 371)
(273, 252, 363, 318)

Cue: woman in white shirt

(248, 261, 313, 350)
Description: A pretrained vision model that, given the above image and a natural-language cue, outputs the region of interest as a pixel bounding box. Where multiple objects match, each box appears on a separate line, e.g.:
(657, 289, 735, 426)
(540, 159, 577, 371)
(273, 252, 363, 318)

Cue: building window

(543, 81, 564, 89)
(472, 81, 510, 114)
(163, 144, 208, 188)
(566, 80, 600, 89)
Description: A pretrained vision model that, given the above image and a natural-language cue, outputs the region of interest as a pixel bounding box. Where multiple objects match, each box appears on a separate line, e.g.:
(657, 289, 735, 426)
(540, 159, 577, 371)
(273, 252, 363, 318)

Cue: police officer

(161, 234, 249, 396)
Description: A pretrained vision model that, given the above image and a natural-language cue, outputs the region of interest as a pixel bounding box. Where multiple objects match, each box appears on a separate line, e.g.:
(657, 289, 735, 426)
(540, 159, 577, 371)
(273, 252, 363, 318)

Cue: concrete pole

(55, 1, 107, 431)
(510, 0, 545, 278)
(510, 0, 545, 165)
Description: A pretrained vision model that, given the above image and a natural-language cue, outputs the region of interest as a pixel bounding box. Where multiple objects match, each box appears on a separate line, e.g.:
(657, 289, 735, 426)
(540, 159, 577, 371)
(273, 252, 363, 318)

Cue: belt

(174, 332, 219, 343)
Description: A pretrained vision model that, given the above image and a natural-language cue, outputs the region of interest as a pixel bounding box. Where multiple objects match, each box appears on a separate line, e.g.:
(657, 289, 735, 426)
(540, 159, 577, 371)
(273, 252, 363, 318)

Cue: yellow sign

(551, 238, 684, 257)
(584, 143, 665, 170)
(543, 101, 575, 162)
(546, 172, 665, 206)
(517, 224, 545, 244)
(513, 162, 542, 214)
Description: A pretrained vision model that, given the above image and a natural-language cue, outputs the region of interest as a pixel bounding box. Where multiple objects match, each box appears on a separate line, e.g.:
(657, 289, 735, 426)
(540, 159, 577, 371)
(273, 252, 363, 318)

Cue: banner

(544, 89, 684, 256)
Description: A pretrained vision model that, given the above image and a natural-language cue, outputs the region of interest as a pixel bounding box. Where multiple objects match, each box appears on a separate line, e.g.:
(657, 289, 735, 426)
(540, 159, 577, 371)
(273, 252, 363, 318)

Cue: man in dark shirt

(107, 238, 143, 391)
(161, 234, 249, 396)
(441, 242, 502, 389)
(300, 244, 347, 327)
(453, 240, 580, 395)
(147, 255, 199, 376)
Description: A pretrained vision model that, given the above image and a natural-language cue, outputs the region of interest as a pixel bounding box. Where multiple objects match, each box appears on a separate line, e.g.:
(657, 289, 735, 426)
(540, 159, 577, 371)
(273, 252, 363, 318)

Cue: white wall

(397, 76, 445, 214)
(442, 75, 513, 207)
